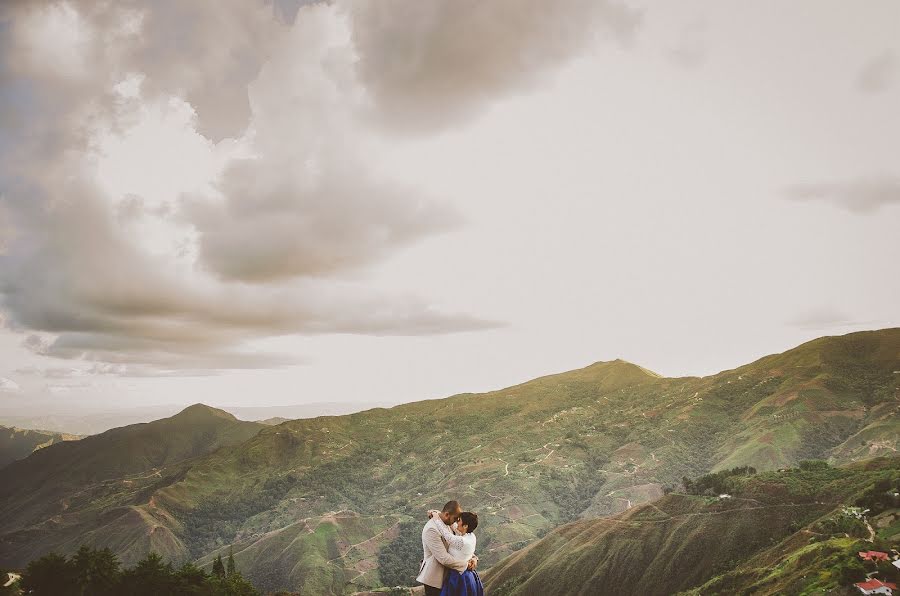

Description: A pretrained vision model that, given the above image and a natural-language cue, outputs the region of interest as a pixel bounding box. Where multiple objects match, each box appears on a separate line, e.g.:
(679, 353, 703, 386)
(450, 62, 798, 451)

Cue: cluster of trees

(798, 459, 831, 471)
(856, 477, 900, 515)
(182, 473, 301, 556)
(540, 466, 607, 522)
(813, 508, 869, 539)
(681, 466, 758, 496)
(11, 546, 257, 596)
(377, 521, 423, 588)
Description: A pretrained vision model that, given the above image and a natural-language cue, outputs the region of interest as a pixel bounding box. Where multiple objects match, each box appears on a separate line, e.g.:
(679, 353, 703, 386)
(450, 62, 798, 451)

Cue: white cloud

(0, 1, 502, 374)
(0, 377, 21, 392)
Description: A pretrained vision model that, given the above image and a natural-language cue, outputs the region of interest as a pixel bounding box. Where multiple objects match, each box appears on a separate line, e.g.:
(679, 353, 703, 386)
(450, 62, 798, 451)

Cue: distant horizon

(2, 326, 895, 434)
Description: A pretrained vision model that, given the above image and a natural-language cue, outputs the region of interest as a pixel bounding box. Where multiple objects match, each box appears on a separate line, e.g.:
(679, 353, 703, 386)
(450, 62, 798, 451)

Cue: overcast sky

(0, 0, 897, 412)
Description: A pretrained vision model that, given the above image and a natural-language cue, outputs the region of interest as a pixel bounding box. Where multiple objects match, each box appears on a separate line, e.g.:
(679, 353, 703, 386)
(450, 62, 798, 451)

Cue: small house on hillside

(854, 578, 897, 595)
(860, 551, 891, 562)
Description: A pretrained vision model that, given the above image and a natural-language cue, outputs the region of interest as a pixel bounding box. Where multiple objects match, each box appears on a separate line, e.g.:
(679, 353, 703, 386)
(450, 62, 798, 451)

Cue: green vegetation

(377, 521, 423, 588)
(1, 329, 898, 594)
(483, 456, 900, 596)
(682, 466, 757, 496)
(14, 547, 258, 596)
(856, 477, 900, 514)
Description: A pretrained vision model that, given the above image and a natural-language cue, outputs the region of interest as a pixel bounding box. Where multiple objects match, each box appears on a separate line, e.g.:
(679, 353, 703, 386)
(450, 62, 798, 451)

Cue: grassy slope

(679, 463, 900, 595)
(482, 457, 900, 596)
(0, 329, 897, 594)
(0, 425, 80, 469)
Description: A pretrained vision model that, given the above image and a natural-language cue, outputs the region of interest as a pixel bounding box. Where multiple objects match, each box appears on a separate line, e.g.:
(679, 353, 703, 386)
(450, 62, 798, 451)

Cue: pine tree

(212, 554, 225, 579)
(226, 546, 236, 576)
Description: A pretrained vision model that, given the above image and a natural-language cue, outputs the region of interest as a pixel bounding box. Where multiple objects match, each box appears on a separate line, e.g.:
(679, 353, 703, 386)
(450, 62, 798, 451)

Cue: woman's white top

(431, 516, 477, 563)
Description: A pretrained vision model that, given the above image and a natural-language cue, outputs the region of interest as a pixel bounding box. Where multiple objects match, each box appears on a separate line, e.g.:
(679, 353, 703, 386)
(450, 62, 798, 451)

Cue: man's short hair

(442, 500, 461, 515)
(460, 511, 478, 533)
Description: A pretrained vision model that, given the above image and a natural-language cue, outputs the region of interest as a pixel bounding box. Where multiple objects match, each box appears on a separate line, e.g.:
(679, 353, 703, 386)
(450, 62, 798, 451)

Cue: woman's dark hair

(460, 511, 478, 533)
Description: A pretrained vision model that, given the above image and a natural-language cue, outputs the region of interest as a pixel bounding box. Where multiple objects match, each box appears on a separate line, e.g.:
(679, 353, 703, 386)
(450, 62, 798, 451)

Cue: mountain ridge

(0, 328, 897, 594)
(0, 424, 80, 469)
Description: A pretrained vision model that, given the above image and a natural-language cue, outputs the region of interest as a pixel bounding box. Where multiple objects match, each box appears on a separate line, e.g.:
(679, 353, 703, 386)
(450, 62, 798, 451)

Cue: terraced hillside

(0, 329, 897, 594)
(483, 457, 900, 596)
(0, 425, 80, 469)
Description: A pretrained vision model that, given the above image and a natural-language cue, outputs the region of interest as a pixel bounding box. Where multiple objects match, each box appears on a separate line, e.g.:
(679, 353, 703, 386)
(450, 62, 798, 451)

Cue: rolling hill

(0, 329, 897, 594)
(482, 457, 900, 596)
(0, 425, 80, 469)
(0, 405, 265, 566)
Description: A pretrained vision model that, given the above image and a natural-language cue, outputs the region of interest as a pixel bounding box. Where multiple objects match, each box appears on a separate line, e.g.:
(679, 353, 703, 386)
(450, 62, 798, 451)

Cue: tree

(119, 553, 175, 596)
(836, 557, 867, 584)
(72, 545, 121, 596)
(173, 562, 214, 595)
(212, 554, 226, 579)
(212, 572, 260, 596)
(19, 546, 260, 596)
(20, 552, 77, 596)
(226, 547, 236, 576)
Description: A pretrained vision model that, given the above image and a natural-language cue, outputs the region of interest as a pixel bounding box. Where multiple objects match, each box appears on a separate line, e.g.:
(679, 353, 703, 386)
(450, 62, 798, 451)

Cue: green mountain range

(0, 329, 897, 594)
(0, 425, 80, 469)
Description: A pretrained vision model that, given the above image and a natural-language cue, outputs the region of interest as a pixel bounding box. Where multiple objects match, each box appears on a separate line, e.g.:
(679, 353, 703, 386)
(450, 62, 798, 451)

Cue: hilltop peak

(172, 404, 238, 422)
(516, 357, 664, 393)
(585, 359, 662, 378)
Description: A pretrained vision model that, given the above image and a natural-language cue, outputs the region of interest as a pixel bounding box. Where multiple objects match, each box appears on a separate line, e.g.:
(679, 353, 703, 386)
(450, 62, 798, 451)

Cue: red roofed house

(854, 578, 897, 595)
(859, 551, 891, 562)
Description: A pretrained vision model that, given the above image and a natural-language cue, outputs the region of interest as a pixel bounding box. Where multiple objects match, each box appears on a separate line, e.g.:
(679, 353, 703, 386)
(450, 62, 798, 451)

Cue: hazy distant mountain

(0, 425, 80, 468)
(225, 402, 382, 424)
(0, 405, 186, 436)
(0, 402, 379, 435)
(0, 329, 897, 595)
(256, 417, 290, 426)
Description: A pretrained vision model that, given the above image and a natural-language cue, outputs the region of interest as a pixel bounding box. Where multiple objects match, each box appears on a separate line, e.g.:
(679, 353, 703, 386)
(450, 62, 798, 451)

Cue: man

(416, 500, 477, 596)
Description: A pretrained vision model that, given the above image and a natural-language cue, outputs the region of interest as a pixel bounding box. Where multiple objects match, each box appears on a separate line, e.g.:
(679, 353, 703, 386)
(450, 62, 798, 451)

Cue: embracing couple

(416, 500, 484, 596)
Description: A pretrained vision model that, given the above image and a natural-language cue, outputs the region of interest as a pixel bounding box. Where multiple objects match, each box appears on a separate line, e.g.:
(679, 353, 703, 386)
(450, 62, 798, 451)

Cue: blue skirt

(440, 569, 484, 596)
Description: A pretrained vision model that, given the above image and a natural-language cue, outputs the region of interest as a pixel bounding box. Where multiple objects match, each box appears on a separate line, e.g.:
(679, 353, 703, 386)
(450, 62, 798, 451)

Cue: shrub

(682, 466, 757, 496)
(798, 460, 831, 471)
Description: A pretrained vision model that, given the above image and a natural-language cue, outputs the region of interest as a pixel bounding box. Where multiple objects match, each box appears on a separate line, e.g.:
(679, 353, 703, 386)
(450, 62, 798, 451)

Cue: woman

(427, 509, 484, 596)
